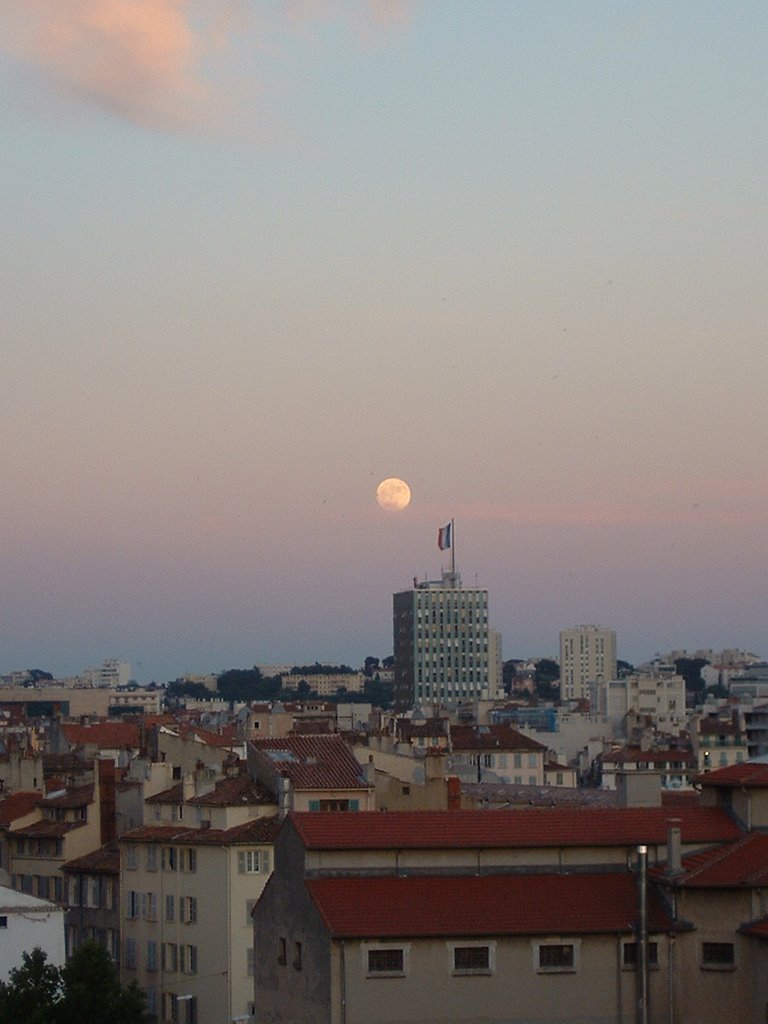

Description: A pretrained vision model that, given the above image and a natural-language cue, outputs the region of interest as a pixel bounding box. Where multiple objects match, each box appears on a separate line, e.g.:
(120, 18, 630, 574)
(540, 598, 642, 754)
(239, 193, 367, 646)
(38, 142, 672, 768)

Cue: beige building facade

(560, 624, 617, 703)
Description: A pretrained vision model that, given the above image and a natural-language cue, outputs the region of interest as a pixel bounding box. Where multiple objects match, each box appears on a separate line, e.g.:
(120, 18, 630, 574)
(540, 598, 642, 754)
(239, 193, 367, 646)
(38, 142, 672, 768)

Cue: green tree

(0, 947, 61, 1024)
(55, 942, 147, 1024)
(674, 657, 709, 692)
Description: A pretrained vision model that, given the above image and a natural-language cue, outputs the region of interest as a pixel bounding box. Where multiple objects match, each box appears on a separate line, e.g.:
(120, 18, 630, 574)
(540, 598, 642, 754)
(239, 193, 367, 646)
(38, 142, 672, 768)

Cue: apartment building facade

(559, 625, 617, 703)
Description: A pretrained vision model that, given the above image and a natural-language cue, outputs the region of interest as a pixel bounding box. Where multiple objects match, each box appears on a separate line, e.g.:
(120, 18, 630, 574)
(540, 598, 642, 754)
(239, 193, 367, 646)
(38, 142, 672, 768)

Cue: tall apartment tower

(559, 625, 617, 703)
(393, 571, 498, 709)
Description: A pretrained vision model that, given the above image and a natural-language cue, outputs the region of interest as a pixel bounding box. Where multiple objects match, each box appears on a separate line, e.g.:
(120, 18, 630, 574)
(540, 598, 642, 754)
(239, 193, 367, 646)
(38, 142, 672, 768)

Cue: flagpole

(451, 518, 455, 578)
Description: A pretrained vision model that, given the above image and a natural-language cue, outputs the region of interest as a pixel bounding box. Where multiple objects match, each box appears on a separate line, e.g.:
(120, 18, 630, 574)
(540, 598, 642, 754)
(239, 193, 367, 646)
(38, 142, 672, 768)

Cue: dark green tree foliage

(0, 944, 147, 1024)
(165, 680, 211, 701)
(674, 658, 709, 692)
(217, 667, 280, 703)
(56, 942, 147, 1024)
(27, 669, 54, 682)
(289, 663, 354, 675)
(534, 658, 560, 702)
(0, 948, 61, 1024)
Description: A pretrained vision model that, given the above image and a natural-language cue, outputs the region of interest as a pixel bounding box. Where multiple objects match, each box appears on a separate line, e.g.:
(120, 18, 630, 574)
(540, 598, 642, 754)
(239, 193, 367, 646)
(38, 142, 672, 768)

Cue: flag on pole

(437, 522, 452, 550)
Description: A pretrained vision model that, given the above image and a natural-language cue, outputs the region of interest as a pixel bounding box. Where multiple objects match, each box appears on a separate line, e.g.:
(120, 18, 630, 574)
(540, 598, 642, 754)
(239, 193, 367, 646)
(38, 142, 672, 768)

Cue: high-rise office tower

(559, 625, 617, 702)
(393, 571, 499, 709)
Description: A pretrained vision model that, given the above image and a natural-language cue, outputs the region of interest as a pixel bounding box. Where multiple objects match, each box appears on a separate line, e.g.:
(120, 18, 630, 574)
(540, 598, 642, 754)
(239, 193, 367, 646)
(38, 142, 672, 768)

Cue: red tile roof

(188, 777, 274, 806)
(63, 842, 120, 874)
(121, 815, 281, 846)
(695, 762, 768, 788)
(0, 791, 43, 825)
(251, 735, 369, 791)
(290, 808, 742, 850)
(61, 722, 141, 749)
(39, 785, 94, 809)
(450, 725, 547, 753)
(741, 916, 768, 939)
(601, 746, 696, 767)
(305, 872, 674, 938)
(664, 833, 768, 888)
(11, 820, 86, 838)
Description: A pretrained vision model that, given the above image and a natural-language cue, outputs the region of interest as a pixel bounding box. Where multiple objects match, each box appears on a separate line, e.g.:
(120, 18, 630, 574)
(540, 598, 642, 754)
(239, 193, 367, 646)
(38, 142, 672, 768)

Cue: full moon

(376, 477, 411, 511)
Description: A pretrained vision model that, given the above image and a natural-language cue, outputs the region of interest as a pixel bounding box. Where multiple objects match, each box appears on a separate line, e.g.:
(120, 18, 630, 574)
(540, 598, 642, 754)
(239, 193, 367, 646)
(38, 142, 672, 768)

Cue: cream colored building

(559, 625, 617, 702)
(120, 814, 280, 1024)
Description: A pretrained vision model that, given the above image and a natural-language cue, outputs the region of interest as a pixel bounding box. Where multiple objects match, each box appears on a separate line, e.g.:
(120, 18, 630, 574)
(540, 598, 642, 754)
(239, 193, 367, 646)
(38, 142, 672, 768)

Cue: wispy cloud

(0, 0, 412, 132)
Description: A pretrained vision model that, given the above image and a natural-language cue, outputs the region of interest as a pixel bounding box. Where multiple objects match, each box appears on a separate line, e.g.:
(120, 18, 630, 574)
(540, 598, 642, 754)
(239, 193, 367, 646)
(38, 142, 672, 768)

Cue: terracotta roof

(305, 872, 674, 938)
(11, 819, 86, 838)
(740, 916, 768, 939)
(601, 747, 696, 767)
(0, 791, 43, 825)
(63, 842, 120, 874)
(38, 785, 94, 809)
(694, 762, 768, 788)
(662, 833, 768, 888)
(251, 735, 369, 791)
(145, 783, 184, 804)
(188, 777, 274, 806)
(450, 725, 546, 753)
(121, 814, 280, 846)
(177, 725, 240, 748)
(61, 722, 141, 748)
(699, 718, 742, 736)
(290, 807, 742, 850)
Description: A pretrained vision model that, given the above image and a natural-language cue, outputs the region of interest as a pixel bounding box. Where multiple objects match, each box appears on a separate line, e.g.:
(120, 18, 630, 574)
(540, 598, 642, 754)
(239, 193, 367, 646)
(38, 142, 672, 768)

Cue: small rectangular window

(277, 938, 287, 965)
(538, 944, 575, 971)
(453, 945, 490, 973)
(367, 948, 404, 975)
(293, 941, 303, 971)
(702, 942, 735, 968)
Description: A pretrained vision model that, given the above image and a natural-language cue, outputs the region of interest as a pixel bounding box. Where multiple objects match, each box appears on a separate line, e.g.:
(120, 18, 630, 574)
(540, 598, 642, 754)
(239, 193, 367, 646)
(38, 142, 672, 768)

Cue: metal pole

(637, 844, 649, 1024)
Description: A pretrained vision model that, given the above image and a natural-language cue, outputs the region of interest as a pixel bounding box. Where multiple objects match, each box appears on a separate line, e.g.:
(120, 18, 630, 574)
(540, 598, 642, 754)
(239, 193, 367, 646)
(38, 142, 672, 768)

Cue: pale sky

(2, 1, 767, 682)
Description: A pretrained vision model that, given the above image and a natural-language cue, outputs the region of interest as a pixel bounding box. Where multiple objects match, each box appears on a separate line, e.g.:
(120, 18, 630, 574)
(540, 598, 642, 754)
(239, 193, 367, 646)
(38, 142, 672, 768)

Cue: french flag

(437, 523, 452, 551)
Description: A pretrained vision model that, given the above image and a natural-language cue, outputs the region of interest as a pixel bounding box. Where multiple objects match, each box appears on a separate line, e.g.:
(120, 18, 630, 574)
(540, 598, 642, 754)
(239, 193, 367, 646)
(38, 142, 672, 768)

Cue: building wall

(394, 574, 492, 710)
(332, 932, 672, 1024)
(0, 888, 66, 981)
(560, 626, 617, 703)
(121, 836, 273, 1024)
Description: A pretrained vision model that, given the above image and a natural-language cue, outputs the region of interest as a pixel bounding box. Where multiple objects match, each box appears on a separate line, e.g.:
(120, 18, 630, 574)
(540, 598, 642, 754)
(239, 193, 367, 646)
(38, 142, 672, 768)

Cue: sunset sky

(2, 1, 767, 682)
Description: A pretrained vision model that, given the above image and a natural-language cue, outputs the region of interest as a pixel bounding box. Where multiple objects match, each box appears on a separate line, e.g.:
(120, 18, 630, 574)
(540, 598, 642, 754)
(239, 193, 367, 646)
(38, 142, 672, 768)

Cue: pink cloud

(1, 0, 412, 131)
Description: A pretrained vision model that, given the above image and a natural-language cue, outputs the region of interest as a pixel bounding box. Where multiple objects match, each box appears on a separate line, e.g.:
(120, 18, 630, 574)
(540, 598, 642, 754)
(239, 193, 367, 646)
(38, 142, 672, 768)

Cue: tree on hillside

(674, 657, 709, 692)
(217, 667, 280, 703)
(534, 658, 560, 701)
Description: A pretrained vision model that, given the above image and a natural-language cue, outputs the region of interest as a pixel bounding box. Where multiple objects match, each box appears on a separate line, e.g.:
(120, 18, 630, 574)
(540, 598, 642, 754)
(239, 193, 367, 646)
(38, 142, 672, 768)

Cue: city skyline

(2, 2, 767, 682)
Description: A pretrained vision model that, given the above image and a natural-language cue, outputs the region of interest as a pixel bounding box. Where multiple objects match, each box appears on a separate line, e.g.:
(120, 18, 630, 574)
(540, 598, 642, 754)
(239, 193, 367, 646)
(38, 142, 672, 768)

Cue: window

(163, 847, 177, 871)
(181, 945, 197, 975)
(147, 940, 158, 972)
(163, 943, 178, 973)
(146, 846, 158, 871)
(146, 891, 157, 921)
(277, 938, 287, 965)
(181, 897, 197, 923)
(126, 890, 140, 919)
(452, 945, 491, 974)
(0, 916, 6, 928)
(185, 848, 197, 873)
(238, 850, 261, 873)
(293, 942, 303, 971)
(623, 942, 659, 969)
(125, 845, 138, 870)
(536, 943, 576, 972)
(702, 942, 735, 969)
(125, 937, 137, 970)
(165, 895, 175, 922)
(367, 948, 405, 975)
